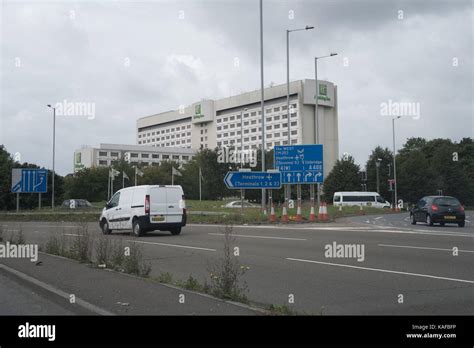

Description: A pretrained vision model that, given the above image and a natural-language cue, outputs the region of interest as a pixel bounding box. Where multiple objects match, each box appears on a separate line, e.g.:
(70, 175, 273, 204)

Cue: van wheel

(101, 219, 112, 235)
(170, 227, 181, 235)
(458, 221, 465, 227)
(132, 218, 144, 237)
(426, 214, 433, 226)
(410, 214, 416, 225)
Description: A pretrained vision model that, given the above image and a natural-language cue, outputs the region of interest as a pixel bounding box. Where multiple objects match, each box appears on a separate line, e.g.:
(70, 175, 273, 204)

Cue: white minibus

(333, 192, 390, 208)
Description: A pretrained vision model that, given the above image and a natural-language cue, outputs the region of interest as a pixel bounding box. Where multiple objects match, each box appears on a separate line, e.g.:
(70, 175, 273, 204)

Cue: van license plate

(444, 216, 456, 220)
(151, 216, 165, 222)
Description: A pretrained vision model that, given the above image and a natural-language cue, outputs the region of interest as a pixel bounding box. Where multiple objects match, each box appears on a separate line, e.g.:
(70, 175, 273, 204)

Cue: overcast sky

(1, 0, 472, 175)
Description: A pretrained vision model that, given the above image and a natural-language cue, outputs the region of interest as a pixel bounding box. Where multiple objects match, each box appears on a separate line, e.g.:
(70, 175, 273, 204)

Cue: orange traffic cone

(281, 205, 289, 223)
(295, 202, 302, 223)
(269, 203, 277, 222)
(318, 202, 329, 221)
(309, 204, 316, 221)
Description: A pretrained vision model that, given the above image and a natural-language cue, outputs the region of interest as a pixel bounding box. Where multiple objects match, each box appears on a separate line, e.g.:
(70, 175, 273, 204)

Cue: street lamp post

(314, 53, 337, 207)
(286, 25, 314, 218)
(240, 108, 248, 168)
(392, 116, 401, 210)
(375, 158, 382, 193)
(47, 104, 56, 209)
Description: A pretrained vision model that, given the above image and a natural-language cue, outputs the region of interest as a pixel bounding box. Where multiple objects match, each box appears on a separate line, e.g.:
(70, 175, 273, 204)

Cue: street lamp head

(47, 104, 51, 108)
(305, 25, 315, 30)
(330, 53, 338, 56)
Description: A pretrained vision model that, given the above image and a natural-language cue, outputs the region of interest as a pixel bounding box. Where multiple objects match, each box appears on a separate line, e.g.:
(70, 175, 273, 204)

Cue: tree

(322, 155, 362, 201)
(365, 146, 393, 200)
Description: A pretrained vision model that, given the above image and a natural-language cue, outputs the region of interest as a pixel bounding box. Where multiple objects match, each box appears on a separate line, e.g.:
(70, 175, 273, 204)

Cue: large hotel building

(136, 79, 339, 177)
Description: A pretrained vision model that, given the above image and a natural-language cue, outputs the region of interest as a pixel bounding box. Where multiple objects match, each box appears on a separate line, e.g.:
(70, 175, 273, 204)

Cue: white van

(333, 191, 390, 208)
(99, 185, 186, 237)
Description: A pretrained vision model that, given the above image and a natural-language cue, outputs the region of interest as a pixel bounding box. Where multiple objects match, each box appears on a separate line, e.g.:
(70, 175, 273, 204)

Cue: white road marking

(286, 257, 474, 284)
(187, 223, 472, 237)
(208, 233, 306, 241)
(127, 240, 216, 252)
(378, 244, 474, 253)
(374, 216, 383, 220)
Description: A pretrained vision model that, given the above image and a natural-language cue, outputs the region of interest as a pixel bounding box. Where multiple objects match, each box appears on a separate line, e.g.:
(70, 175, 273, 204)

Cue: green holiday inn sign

(193, 104, 204, 119)
(317, 84, 331, 102)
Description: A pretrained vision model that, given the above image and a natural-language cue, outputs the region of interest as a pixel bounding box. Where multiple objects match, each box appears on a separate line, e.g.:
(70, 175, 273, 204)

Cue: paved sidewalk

(0, 253, 260, 315)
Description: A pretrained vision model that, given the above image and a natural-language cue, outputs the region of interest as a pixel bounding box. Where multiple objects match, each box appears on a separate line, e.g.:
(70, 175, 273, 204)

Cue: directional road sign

(11, 168, 48, 193)
(224, 171, 282, 189)
(274, 145, 324, 184)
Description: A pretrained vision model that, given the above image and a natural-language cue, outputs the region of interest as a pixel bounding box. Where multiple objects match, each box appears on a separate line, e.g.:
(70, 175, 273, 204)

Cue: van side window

(109, 192, 120, 209)
(334, 195, 341, 202)
(377, 196, 385, 203)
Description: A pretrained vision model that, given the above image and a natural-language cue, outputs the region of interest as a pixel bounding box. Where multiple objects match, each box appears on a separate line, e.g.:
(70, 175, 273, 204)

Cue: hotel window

(267, 133, 272, 138)
(273, 107, 280, 112)
(291, 112, 297, 118)
(217, 118, 221, 123)
(291, 121, 297, 126)
(274, 115, 280, 120)
(282, 131, 288, 137)
(244, 129, 249, 134)
(266, 125, 272, 130)
(98, 151, 107, 157)
(291, 130, 297, 135)
(274, 132, 280, 137)
(251, 136, 257, 141)
(152, 154, 159, 159)
(163, 155, 169, 159)
(173, 155, 179, 160)
(217, 134, 222, 138)
(223, 117, 228, 122)
(267, 142, 272, 147)
(274, 124, 280, 129)
(266, 117, 271, 122)
(141, 153, 149, 158)
(230, 116, 235, 121)
(251, 112, 256, 116)
(291, 139, 297, 144)
(244, 121, 249, 126)
(282, 105, 287, 111)
(230, 124, 235, 128)
(251, 120, 256, 125)
(99, 160, 107, 166)
(230, 131, 235, 136)
(187, 125, 191, 129)
(130, 153, 138, 158)
(111, 152, 119, 157)
(274, 141, 280, 146)
(251, 128, 256, 133)
(243, 113, 249, 118)
(224, 133, 229, 137)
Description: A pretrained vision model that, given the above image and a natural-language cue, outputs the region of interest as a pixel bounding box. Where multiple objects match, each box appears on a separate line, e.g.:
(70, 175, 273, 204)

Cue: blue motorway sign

(224, 171, 282, 189)
(11, 168, 48, 193)
(274, 145, 324, 184)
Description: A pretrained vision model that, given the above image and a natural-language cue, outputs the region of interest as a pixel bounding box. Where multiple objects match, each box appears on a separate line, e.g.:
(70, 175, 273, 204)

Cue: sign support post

(240, 189, 244, 215)
(39, 193, 41, 210)
(16, 193, 19, 212)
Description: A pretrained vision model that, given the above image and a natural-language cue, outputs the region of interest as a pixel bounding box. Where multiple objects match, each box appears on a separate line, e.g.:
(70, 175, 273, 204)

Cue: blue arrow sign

(224, 171, 282, 189)
(11, 168, 48, 193)
(274, 145, 324, 184)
